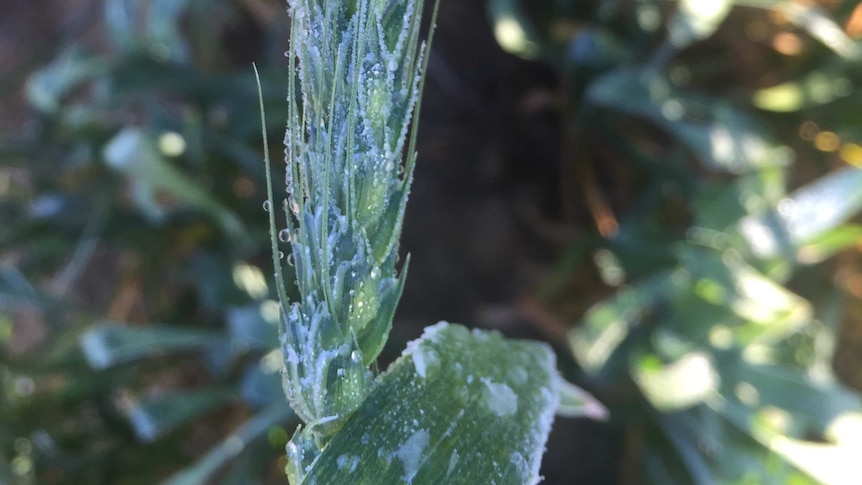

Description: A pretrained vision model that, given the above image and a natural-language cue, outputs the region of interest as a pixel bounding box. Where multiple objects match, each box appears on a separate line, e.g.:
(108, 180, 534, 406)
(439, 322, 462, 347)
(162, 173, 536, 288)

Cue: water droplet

(287, 254, 296, 267)
(263, 200, 272, 212)
(279, 229, 291, 242)
(370, 266, 381, 280)
(278, 251, 285, 260)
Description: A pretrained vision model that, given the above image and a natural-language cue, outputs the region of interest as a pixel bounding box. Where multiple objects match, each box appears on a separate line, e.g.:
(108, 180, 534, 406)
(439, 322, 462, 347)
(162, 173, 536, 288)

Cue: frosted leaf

(298, 323, 570, 485)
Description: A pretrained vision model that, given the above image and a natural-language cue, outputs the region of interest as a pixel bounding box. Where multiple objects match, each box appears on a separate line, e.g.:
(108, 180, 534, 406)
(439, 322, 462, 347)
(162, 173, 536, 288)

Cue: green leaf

(301, 323, 564, 485)
(588, 68, 791, 174)
(146, 0, 192, 62)
(25, 47, 108, 114)
(739, 167, 862, 261)
(715, 397, 861, 485)
(127, 387, 235, 442)
(797, 224, 862, 265)
(104, 0, 137, 51)
(569, 269, 683, 376)
(753, 69, 854, 112)
(102, 128, 248, 244)
(668, 0, 733, 49)
(632, 351, 719, 412)
(163, 402, 295, 485)
(733, 1, 858, 57)
(675, 246, 811, 345)
(693, 166, 787, 232)
(80, 323, 224, 369)
(556, 375, 608, 420)
(775, 1, 860, 58)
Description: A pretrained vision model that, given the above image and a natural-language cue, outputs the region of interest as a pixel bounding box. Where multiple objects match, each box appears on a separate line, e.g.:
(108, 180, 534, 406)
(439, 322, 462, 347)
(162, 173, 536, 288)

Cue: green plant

(260, 1, 604, 483)
(1, 2, 301, 483)
(489, 0, 862, 483)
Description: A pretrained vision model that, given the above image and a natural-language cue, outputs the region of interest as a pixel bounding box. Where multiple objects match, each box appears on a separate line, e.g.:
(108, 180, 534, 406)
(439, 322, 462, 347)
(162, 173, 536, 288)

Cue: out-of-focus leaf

(555, 375, 608, 419)
(163, 402, 294, 485)
(739, 167, 862, 260)
(722, 362, 860, 432)
(649, 405, 817, 484)
(25, 48, 108, 114)
(797, 224, 862, 264)
(715, 396, 861, 485)
(239, 352, 284, 407)
(226, 305, 279, 351)
(732, 1, 859, 57)
(127, 388, 234, 442)
(676, 246, 811, 345)
(668, 0, 733, 49)
(776, 1, 860, 58)
(652, 411, 715, 485)
(632, 351, 719, 411)
(753, 70, 854, 112)
(104, 0, 137, 51)
(694, 166, 787, 232)
(102, 128, 248, 244)
(588, 68, 791, 174)
(80, 323, 224, 369)
(570, 269, 682, 376)
(566, 27, 629, 69)
(488, 0, 541, 60)
(769, 436, 861, 485)
(146, 0, 192, 62)
(302, 322, 568, 485)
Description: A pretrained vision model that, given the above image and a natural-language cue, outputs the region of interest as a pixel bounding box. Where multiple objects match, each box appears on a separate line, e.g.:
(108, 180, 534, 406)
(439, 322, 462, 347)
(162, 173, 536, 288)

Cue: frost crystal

(482, 379, 519, 417)
(396, 429, 430, 483)
(273, 0, 432, 482)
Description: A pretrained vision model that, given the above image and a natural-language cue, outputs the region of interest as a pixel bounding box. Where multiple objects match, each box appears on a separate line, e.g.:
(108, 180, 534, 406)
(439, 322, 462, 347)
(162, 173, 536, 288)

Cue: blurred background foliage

(2, 0, 862, 484)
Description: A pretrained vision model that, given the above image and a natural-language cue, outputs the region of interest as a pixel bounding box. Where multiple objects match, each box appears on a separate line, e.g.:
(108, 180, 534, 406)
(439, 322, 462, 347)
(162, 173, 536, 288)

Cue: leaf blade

(302, 322, 563, 485)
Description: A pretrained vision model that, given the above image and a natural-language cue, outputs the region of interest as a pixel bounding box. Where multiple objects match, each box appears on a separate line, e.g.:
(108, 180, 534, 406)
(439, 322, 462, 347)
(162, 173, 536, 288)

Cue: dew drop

(370, 266, 381, 280)
(278, 251, 285, 260)
(263, 200, 272, 212)
(287, 254, 296, 267)
(279, 228, 292, 242)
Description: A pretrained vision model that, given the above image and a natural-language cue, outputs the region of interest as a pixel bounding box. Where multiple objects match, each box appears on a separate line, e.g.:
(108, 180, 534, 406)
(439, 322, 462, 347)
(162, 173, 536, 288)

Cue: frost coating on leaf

(482, 379, 519, 417)
(396, 429, 430, 483)
(301, 323, 562, 485)
(447, 449, 460, 477)
(406, 323, 445, 379)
